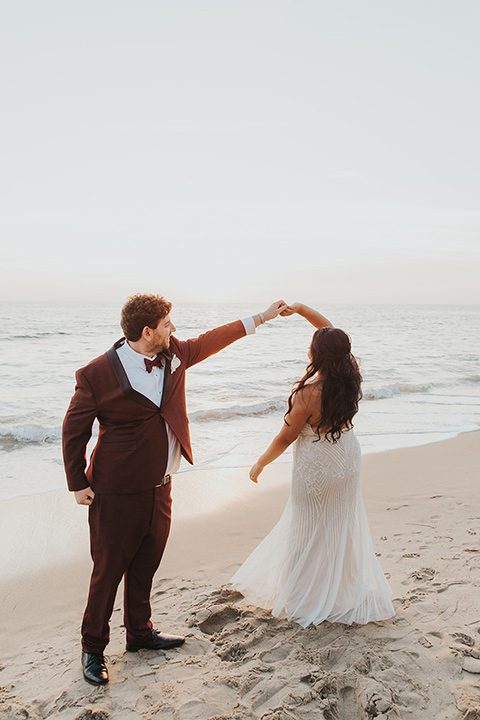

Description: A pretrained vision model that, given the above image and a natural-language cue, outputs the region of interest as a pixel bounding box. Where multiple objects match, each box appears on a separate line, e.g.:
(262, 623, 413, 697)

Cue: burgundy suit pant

(81, 484, 172, 654)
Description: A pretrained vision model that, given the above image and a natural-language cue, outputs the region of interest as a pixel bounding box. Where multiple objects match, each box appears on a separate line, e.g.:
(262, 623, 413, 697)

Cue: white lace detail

(295, 426, 361, 496)
(231, 425, 394, 627)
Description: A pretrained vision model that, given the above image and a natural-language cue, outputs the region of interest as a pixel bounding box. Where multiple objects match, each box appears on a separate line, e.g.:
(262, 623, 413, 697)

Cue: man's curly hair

(120, 294, 172, 342)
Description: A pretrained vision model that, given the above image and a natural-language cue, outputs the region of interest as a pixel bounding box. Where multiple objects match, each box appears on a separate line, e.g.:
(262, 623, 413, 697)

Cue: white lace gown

(231, 425, 395, 627)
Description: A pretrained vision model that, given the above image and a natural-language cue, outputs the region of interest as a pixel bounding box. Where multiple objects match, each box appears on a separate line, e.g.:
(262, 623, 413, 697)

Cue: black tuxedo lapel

(160, 354, 173, 411)
(107, 340, 160, 412)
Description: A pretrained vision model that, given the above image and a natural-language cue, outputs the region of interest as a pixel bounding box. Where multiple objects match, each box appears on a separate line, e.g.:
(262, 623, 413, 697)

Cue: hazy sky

(1, 1, 479, 304)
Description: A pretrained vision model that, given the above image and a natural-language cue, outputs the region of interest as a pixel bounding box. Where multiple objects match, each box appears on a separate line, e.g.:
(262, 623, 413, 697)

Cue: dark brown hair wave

(120, 293, 172, 342)
(285, 327, 362, 443)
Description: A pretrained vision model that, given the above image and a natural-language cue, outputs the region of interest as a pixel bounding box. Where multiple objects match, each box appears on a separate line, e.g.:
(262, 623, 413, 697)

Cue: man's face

(144, 314, 176, 355)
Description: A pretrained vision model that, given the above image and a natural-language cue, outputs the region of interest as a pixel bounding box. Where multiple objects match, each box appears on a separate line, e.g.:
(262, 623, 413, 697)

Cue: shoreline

(2, 427, 478, 584)
(1, 423, 477, 505)
(2, 430, 480, 718)
(1, 427, 478, 587)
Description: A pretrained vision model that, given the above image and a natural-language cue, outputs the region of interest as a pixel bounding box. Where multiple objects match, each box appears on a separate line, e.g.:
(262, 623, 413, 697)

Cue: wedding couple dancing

(62, 294, 394, 686)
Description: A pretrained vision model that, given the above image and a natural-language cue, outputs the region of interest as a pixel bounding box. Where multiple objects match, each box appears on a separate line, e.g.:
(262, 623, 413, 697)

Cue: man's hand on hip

(74, 486, 95, 505)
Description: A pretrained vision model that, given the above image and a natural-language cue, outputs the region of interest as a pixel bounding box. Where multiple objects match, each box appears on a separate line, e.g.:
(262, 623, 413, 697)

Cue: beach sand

(1, 431, 480, 719)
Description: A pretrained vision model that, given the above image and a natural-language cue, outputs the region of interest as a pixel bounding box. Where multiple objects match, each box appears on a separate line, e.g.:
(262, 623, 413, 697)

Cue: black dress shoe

(82, 652, 109, 685)
(126, 630, 185, 652)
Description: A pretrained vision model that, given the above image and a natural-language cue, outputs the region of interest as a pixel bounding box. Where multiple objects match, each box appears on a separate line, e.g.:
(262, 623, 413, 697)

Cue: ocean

(1, 302, 479, 503)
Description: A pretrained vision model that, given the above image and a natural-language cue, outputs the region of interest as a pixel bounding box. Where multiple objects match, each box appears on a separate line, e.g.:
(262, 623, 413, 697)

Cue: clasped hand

(262, 300, 299, 321)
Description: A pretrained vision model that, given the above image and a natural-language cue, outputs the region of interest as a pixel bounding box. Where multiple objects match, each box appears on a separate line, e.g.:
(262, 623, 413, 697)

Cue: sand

(1, 431, 480, 720)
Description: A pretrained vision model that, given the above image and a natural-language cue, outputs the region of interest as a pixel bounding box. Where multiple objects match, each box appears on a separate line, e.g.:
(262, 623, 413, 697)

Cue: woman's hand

(281, 303, 333, 329)
(249, 461, 265, 484)
(280, 302, 302, 317)
(262, 300, 288, 321)
(248, 391, 311, 484)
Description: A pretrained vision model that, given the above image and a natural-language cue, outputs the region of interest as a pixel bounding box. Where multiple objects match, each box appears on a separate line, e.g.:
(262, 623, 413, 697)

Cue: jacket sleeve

(62, 368, 98, 491)
(178, 320, 247, 369)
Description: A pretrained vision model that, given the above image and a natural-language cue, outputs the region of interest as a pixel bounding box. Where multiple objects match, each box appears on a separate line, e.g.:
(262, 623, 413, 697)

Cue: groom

(62, 293, 286, 685)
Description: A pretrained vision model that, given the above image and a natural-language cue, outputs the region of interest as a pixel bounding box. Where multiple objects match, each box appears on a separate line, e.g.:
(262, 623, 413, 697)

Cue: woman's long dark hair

(285, 327, 363, 443)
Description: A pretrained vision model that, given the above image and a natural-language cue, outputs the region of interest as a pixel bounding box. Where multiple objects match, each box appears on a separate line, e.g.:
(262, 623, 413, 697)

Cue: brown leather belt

(155, 474, 171, 487)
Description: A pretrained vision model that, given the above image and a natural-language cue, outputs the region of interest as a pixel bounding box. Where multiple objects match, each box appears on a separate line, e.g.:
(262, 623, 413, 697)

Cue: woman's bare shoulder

(294, 381, 322, 406)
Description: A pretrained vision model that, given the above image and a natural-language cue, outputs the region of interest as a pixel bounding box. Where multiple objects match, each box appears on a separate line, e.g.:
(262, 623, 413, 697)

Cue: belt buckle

(155, 474, 171, 488)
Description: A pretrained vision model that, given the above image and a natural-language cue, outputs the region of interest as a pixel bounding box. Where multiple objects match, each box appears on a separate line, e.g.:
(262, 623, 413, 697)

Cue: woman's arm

(281, 302, 333, 330)
(249, 390, 312, 483)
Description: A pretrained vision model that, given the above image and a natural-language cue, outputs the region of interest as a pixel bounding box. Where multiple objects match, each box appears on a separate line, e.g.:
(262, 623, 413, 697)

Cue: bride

(231, 303, 395, 627)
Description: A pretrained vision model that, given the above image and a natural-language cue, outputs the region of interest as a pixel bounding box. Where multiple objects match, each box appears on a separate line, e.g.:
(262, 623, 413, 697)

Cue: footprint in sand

(305, 672, 389, 720)
(232, 664, 274, 695)
(340, 678, 374, 719)
(196, 604, 241, 635)
(419, 632, 443, 648)
(208, 587, 244, 605)
(407, 567, 436, 583)
(187, 586, 247, 632)
(213, 614, 290, 664)
(451, 633, 475, 648)
(259, 644, 292, 663)
(217, 642, 248, 662)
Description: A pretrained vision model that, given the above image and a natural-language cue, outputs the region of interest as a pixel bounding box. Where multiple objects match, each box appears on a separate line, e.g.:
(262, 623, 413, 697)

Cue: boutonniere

(170, 354, 181, 374)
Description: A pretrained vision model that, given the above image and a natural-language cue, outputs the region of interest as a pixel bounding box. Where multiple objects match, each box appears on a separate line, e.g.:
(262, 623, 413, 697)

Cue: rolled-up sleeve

(241, 317, 256, 335)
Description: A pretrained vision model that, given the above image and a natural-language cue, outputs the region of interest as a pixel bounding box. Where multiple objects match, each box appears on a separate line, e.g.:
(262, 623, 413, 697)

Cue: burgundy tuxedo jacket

(62, 320, 246, 495)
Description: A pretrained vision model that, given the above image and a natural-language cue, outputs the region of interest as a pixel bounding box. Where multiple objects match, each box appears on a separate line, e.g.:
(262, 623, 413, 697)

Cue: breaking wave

(190, 400, 286, 423)
(464, 375, 480, 384)
(0, 425, 62, 447)
(363, 382, 433, 401)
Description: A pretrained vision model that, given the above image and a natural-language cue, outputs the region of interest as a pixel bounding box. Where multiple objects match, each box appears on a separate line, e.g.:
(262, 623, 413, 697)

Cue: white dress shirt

(116, 317, 256, 476)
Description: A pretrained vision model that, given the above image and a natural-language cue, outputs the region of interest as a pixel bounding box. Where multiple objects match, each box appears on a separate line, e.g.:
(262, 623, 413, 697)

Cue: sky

(1, 0, 479, 304)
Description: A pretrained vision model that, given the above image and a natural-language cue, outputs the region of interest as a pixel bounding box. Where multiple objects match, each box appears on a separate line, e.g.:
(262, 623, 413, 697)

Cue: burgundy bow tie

(144, 355, 165, 373)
